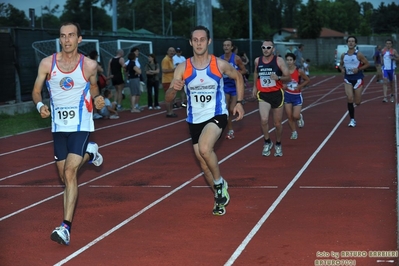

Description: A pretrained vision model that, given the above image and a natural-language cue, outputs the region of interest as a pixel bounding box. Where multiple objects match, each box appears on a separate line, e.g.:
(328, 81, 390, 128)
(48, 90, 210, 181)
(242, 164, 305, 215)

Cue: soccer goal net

(99, 40, 153, 79)
(32, 39, 100, 65)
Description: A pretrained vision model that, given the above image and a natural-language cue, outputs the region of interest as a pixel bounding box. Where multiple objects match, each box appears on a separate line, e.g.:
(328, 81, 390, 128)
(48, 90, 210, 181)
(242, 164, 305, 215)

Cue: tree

(59, 0, 111, 32)
(371, 2, 399, 34)
(0, 3, 29, 27)
(297, 0, 322, 39)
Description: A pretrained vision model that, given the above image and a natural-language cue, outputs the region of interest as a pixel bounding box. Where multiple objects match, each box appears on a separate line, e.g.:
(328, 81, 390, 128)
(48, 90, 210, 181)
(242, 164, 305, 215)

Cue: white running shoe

(50, 225, 70, 246)
(226, 130, 234, 140)
(290, 131, 298, 140)
(86, 142, 103, 166)
(262, 142, 273, 156)
(109, 115, 119, 119)
(274, 144, 283, 157)
(348, 119, 356, 128)
(93, 113, 103, 120)
(297, 114, 304, 128)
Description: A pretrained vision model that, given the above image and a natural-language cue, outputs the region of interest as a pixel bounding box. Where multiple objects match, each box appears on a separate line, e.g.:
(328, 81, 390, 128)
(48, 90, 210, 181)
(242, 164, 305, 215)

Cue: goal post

(32, 39, 100, 65)
(99, 39, 153, 79)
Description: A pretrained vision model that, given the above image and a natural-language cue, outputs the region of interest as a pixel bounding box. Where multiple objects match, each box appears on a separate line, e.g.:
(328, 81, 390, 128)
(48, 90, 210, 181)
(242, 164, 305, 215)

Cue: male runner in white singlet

(32, 22, 105, 246)
(165, 25, 245, 216)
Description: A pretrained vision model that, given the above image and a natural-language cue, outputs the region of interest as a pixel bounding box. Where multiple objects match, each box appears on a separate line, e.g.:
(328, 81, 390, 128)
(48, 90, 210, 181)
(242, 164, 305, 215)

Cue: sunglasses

(261, 46, 273, 50)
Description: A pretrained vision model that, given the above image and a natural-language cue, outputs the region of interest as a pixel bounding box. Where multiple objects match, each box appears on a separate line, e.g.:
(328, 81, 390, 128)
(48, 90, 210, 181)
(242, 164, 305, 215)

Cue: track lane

(0, 74, 396, 266)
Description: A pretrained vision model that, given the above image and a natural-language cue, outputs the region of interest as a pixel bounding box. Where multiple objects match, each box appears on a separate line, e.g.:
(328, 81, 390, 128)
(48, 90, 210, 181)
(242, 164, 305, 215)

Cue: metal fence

(0, 27, 393, 103)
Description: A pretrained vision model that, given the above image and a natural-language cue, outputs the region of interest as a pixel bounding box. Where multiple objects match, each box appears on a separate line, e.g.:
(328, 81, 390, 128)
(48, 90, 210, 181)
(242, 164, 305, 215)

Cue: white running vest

(46, 53, 94, 132)
(382, 49, 396, 70)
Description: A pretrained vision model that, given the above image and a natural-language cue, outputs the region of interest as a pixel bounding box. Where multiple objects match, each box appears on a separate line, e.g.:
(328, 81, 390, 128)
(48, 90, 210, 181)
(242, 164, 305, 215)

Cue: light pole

(162, 0, 165, 35)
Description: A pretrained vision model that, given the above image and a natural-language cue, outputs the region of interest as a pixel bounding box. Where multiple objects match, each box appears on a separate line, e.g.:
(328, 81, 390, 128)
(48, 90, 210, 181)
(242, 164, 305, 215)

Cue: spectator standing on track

(172, 47, 187, 108)
(126, 51, 142, 113)
(373, 45, 383, 83)
(165, 25, 244, 216)
(294, 44, 304, 69)
(31, 22, 105, 246)
(283, 53, 310, 140)
(145, 53, 161, 110)
(107, 49, 125, 111)
(220, 38, 247, 140)
(339, 35, 369, 127)
(162, 47, 177, 117)
(381, 39, 399, 103)
(253, 40, 291, 157)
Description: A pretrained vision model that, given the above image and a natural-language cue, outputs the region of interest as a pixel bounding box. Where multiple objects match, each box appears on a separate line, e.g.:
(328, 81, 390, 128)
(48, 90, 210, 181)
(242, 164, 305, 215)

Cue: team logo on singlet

(59, 77, 74, 90)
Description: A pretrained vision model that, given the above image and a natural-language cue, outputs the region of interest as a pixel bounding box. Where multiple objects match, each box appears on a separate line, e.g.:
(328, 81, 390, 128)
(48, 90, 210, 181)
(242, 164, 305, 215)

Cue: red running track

(0, 74, 397, 266)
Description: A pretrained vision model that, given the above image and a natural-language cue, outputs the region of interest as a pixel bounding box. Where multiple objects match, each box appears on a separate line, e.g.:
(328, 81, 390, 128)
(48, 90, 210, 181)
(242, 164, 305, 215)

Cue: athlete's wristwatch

(236, 100, 243, 104)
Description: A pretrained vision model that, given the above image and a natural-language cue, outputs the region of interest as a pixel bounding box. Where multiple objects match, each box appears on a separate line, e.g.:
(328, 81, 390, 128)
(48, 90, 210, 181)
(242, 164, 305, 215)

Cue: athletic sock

(214, 177, 224, 185)
(264, 138, 271, 144)
(62, 220, 72, 232)
(87, 152, 94, 161)
(347, 103, 354, 119)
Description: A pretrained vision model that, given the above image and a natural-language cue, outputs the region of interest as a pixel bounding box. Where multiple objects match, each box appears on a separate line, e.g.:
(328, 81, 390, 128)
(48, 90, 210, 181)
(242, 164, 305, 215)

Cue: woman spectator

(145, 54, 161, 109)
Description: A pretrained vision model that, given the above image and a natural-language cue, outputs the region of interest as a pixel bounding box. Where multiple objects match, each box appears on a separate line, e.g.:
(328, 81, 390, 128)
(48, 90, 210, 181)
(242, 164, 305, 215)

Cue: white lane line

(224, 110, 348, 266)
(40, 77, 396, 264)
(89, 185, 172, 188)
(192, 186, 278, 189)
(0, 111, 178, 156)
(0, 185, 64, 188)
(225, 74, 380, 265)
(0, 110, 262, 222)
(0, 110, 259, 182)
(0, 119, 183, 182)
(0, 139, 190, 222)
(300, 186, 390, 190)
(53, 173, 203, 266)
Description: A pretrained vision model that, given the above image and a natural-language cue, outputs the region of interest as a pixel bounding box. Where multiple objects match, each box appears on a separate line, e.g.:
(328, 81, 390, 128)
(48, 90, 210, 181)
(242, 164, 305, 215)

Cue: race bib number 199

(54, 106, 79, 126)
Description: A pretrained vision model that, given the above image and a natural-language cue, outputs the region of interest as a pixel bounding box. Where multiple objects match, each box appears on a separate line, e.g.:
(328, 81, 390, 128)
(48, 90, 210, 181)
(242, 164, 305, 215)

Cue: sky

(3, 0, 397, 18)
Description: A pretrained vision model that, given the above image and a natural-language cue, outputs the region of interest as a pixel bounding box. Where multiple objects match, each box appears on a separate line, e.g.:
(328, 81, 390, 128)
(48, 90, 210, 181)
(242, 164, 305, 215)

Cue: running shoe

(50, 224, 70, 246)
(173, 103, 179, 108)
(348, 119, 356, 128)
(274, 144, 283, 157)
(86, 142, 103, 166)
(297, 113, 304, 128)
(154, 106, 161, 110)
(390, 95, 395, 103)
(226, 130, 235, 140)
(109, 115, 119, 119)
(290, 131, 298, 140)
(262, 142, 273, 156)
(213, 180, 230, 216)
(135, 104, 144, 111)
(212, 203, 226, 216)
(382, 98, 388, 103)
(148, 106, 153, 110)
(131, 108, 141, 113)
(93, 113, 103, 120)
